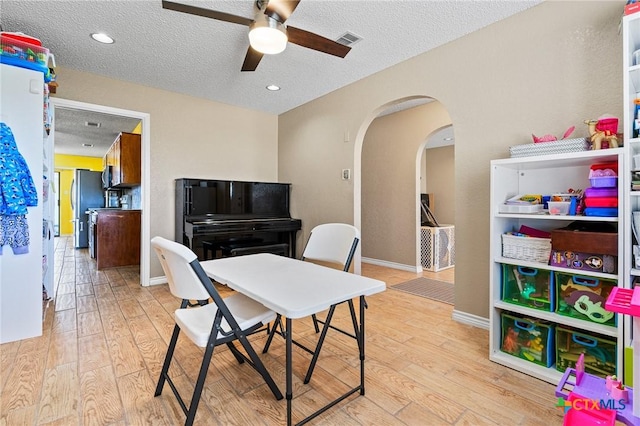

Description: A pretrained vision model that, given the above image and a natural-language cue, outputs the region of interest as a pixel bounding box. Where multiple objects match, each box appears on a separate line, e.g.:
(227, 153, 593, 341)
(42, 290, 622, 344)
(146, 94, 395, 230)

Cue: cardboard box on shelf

(549, 250, 617, 274)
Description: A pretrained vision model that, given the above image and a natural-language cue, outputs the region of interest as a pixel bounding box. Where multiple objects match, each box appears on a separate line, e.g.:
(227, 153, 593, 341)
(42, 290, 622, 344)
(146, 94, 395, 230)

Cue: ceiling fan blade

(241, 46, 264, 72)
(161, 0, 253, 26)
(287, 26, 351, 58)
(264, 0, 301, 23)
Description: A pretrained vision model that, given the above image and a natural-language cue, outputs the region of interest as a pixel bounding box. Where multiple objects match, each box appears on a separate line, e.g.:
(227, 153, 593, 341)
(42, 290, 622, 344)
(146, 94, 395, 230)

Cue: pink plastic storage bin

(584, 197, 618, 208)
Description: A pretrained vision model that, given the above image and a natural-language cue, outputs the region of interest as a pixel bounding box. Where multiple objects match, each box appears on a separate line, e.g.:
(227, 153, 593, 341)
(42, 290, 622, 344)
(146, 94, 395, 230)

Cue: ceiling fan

(161, 0, 351, 72)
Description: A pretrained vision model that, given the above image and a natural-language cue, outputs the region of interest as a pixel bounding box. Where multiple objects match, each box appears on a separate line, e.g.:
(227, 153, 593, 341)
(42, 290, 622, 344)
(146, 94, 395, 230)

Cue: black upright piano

(175, 178, 302, 260)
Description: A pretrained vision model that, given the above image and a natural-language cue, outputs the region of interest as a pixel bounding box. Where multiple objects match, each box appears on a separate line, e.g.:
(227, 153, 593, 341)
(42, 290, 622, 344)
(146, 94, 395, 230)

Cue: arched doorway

(354, 96, 454, 280)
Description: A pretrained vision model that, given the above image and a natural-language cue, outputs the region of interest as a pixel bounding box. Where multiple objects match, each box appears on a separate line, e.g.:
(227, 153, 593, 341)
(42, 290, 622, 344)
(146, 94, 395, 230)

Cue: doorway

(356, 97, 454, 276)
(50, 98, 151, 286)
(419, 126, 455, 279)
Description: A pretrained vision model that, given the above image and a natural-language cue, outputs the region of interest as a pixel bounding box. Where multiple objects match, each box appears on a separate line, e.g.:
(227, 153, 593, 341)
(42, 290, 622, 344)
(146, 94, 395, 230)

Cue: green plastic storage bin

(555, 272, 616, 326)
(502, 264, 554, 312)
(556, 326, 617, 378)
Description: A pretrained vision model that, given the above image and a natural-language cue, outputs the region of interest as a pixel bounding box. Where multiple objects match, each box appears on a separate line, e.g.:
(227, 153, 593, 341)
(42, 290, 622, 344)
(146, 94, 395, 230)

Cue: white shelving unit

(489, 148, 625, 384)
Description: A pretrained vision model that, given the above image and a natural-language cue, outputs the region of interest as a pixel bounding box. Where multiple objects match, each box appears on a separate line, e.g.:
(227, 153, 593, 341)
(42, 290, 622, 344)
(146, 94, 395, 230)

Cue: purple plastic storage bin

(584, 187, 617, 198)
(589, 176, 617, 188)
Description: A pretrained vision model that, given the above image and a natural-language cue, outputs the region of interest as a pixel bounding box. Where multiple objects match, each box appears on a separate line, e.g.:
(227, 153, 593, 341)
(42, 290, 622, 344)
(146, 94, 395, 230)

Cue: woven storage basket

(501, 234, 551, 263)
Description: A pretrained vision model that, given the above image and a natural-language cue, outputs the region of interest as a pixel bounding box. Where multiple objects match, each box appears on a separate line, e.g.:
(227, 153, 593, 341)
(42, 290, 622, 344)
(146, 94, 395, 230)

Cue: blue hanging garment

(0, 122, 38, 254)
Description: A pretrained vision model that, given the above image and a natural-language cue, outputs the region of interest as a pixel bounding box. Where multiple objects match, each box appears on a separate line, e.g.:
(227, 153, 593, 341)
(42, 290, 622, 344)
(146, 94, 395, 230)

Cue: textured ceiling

(1, 0, 539, 156)
(53, 108, 141, 157)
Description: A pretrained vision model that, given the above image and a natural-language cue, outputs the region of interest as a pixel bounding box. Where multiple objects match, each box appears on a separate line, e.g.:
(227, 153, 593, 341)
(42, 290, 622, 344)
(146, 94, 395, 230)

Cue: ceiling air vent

(336, 32, 362, 47)
(85, 121, 101, 128)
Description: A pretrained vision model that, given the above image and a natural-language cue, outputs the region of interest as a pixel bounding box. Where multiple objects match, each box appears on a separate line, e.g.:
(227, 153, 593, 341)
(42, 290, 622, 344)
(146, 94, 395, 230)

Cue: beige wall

(52, 68, 279, 278)
(361, 102, 451, 266)
(46, 1, 624, 320)
(278, 1, 624, 318)
(424, 145, 455, 226)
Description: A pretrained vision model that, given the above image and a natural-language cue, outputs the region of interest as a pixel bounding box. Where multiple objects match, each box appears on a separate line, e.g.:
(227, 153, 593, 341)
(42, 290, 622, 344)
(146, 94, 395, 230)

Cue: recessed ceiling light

(82, 143, 94, 147)
(443, 137, 454, 141)
(266, 84, 280, 91)
(91, 33, 114, 44)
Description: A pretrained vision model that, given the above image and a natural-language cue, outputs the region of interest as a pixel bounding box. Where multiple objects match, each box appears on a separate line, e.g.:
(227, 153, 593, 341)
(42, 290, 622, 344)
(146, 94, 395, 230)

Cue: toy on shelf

(532, 125, 575, 143)
(557, 274, 615, 325)
(502, 326, 520, 354)
(585, 117, 619, 150)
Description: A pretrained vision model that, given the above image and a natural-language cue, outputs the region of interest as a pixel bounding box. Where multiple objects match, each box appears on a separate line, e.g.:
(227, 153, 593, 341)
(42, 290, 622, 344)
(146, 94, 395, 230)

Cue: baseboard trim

(362, 257, 420, 273)
(452, 310, 489, 329)
(148, 275, 167, 287)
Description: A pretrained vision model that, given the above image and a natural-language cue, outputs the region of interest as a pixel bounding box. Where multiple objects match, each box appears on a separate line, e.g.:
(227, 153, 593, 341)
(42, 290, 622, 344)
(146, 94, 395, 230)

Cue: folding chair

(262, 223, 361, 383)
(151, 236, 283, 426)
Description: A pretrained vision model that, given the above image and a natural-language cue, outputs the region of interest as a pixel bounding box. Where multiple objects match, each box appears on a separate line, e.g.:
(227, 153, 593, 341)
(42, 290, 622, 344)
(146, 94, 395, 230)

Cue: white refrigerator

(0, 63, 48, 343)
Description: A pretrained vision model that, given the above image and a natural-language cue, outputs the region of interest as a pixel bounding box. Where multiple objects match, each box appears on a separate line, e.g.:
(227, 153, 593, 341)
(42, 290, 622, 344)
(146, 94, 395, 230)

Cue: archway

(354, 96, 453, 277)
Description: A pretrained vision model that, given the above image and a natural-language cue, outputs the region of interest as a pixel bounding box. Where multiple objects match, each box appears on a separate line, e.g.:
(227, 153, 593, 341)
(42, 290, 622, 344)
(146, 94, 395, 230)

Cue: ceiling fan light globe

(249, 15, 288, 55)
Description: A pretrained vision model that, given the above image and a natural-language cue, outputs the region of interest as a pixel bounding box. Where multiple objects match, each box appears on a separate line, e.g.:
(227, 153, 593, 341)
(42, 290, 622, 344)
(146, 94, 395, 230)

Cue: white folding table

(200, 253, 386, 425)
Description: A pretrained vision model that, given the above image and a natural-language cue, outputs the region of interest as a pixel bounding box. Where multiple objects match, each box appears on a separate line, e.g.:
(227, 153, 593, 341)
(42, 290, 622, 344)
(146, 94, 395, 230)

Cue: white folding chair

(151, 236, 282, 426)
(262, 223, 361, 383)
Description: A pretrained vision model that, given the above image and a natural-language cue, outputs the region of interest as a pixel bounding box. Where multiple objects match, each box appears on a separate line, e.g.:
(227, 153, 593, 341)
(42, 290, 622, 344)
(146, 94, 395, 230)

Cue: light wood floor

(0, 237, 565, 425)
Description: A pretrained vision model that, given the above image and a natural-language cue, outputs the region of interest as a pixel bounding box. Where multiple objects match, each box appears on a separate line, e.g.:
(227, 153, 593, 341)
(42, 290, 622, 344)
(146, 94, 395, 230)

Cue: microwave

(102, 166, 112, 189)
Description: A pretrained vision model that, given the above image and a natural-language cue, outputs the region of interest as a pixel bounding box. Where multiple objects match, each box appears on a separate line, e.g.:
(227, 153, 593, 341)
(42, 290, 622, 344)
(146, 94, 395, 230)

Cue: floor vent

(336, 32, 362, 47)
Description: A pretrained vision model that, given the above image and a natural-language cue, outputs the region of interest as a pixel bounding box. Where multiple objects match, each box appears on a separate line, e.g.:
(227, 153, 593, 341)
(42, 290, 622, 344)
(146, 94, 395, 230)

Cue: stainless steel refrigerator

(71, 169, 104, 248)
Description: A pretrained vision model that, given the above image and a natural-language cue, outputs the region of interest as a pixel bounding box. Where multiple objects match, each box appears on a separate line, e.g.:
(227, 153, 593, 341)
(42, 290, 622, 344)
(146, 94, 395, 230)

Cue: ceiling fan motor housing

(249, 13, 288, 55)
(256, 0, 286, 24)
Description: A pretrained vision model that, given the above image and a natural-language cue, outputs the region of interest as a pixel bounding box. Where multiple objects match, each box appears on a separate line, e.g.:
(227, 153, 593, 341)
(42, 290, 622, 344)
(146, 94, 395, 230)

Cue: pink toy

(612, 384, 629, 402)
(562, 392, 616, 426)
(555, 287, 640, 425)
(585, 118, 619, 150)
(532, 126, 575, 143)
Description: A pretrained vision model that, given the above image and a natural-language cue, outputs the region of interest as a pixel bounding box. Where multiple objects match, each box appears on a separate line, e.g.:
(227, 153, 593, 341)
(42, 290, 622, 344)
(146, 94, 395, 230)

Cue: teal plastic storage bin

(501, 312, 554, 368)
(501, 264, 554, 312)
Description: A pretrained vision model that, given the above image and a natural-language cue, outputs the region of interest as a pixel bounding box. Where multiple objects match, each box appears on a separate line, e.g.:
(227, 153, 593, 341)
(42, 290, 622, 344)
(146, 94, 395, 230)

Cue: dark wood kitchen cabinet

(105, 132, 140, 188)
(95, 210, 141, 269)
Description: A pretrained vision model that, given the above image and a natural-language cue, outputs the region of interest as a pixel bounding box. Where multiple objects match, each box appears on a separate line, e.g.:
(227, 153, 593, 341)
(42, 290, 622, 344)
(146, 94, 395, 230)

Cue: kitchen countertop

(85, 208, 141, 214)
